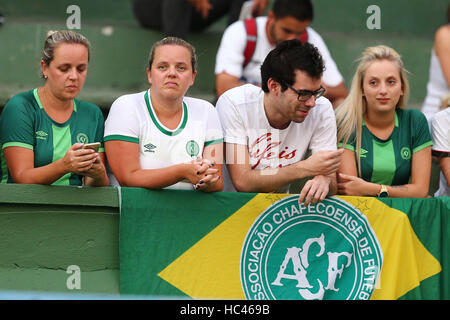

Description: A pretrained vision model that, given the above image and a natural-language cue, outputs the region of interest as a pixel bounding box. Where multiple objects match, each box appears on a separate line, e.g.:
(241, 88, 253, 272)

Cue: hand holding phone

(82, 142, 101, 152)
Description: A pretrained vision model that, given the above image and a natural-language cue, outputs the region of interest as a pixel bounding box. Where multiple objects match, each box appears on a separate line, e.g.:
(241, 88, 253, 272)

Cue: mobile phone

(82, 142, 101, 152)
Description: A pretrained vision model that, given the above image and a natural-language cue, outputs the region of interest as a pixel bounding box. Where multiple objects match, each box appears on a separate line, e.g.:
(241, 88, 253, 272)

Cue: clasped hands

(186, 157, 220, 191)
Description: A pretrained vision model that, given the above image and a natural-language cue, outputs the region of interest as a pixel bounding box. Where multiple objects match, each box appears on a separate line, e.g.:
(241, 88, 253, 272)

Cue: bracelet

(377, 184, 389, 197)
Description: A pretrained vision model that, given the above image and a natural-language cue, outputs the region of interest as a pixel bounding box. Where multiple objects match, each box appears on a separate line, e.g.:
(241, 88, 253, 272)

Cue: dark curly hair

(260, 39, 325, 93)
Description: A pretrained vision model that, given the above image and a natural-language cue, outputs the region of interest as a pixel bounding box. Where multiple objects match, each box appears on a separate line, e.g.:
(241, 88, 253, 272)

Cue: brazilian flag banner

(119, 188, 449, 300)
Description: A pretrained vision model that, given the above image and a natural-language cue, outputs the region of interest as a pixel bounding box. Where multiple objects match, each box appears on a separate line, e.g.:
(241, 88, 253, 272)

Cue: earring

(44, 75, 48, 79)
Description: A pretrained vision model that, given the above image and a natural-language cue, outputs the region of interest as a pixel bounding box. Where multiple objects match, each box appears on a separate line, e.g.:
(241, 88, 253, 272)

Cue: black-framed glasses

(285, 83, 326, 102)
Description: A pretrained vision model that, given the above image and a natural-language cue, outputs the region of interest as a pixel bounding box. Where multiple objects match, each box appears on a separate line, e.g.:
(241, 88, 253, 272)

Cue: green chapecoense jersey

(0, 89, 105, 185)
(339, 109, 432, 186)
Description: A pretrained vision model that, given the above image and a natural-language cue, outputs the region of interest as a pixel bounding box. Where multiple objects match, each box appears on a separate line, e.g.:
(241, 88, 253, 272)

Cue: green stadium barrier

(0, 184, 120, 294)
(0, 175, 442, 296)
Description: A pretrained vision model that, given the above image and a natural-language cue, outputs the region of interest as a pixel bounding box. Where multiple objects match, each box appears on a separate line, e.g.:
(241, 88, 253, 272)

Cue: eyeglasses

(285, 83, 326, 102)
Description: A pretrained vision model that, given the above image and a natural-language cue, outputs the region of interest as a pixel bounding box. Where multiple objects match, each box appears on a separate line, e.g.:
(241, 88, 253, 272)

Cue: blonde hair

(335, 45, 410, 176)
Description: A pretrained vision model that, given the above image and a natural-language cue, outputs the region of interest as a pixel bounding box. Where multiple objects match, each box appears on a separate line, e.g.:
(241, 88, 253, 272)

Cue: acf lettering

(271, 233, 353, 300)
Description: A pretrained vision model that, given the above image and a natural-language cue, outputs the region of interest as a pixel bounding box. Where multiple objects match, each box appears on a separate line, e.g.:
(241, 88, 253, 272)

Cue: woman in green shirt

(335, 45, 432, 198)
(0, 30, 108, 186)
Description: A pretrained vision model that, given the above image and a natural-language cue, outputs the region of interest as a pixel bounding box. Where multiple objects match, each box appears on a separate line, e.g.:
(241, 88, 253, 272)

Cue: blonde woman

(335, 45, 432, 198)
(0, 30, 108, 186)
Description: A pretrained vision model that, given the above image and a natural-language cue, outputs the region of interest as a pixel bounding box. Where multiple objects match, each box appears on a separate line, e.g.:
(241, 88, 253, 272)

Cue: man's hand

(300, 149, 343, 177)
(298, 175, 332, 206)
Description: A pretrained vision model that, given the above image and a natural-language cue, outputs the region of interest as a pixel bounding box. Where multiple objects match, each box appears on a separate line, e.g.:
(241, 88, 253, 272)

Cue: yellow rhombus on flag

(158, 194, 441, 300)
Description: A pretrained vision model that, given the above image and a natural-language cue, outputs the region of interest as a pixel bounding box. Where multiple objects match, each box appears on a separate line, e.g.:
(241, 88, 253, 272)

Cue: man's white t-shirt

(216, 84, 337, 192)
(215, 16, 343, 88)
(431, 107, 450, 197)
(104, 90, 224, 190)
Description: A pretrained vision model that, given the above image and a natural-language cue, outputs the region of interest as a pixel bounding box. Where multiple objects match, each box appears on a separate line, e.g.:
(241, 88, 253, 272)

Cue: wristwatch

(377, 185, 389, 197)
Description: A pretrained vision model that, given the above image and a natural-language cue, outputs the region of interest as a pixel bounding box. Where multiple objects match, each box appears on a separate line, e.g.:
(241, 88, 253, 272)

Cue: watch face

(379, 191, 389, 198)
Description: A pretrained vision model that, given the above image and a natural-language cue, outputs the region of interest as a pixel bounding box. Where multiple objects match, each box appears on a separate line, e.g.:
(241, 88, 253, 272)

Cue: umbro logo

(144, 143, 156, 153)
(36, 130, 48, 140)
(360, 148, 368, 158)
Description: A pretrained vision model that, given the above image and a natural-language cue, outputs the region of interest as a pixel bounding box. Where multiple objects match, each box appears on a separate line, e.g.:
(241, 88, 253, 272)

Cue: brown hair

(147, 37, 197, 72)
(41, 30, 91, 78)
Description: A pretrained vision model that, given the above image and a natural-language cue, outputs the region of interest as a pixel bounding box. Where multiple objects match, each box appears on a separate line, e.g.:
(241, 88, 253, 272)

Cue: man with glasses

(216, 39, 343, 205)
(215, 0, 347, 108)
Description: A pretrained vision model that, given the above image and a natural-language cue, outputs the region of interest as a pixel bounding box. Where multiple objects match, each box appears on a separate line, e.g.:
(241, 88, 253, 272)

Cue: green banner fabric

(119, 188, 449, 300)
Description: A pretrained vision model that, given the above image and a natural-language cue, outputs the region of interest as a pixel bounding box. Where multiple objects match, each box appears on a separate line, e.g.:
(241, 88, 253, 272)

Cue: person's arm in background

(438, 157, 450, 187)
(307, 28, 348, 108)
(215, 19, 249, 97)
(322, 81, 348, 109)
(216, 73, 246, 97)
(434, 24, 450, 86)
(431, 107, 450, 191)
